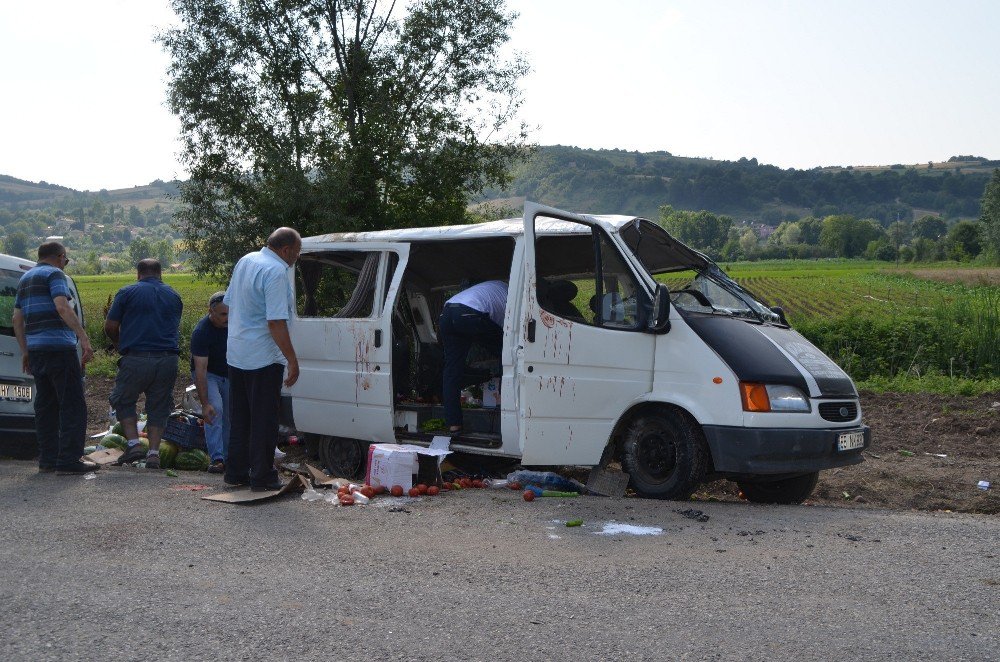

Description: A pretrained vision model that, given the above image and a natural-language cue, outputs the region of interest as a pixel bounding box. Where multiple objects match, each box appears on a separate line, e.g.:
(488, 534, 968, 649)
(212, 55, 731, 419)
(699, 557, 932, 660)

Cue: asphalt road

(1, 460, 997, 662)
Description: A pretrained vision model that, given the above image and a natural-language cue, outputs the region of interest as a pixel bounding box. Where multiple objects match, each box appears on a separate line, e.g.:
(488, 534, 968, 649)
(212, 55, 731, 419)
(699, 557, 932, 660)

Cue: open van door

(518, 203, 656, 465)
(286, 243, 409, 445)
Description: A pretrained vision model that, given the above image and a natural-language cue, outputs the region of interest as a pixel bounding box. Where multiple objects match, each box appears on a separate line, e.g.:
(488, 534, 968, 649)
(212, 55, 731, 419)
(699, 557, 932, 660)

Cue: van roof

(302, 215, 638, 245)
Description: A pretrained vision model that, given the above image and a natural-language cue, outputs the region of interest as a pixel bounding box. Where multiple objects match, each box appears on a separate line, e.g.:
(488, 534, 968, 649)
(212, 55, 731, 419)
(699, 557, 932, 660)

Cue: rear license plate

(0, 383, 31, 402)
(837, 430, 864, 451)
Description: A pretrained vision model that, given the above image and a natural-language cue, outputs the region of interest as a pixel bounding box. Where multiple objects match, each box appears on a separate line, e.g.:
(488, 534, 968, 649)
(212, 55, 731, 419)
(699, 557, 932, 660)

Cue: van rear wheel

(621, 410, 708, 500)
(736, 472, 819, 505)
(317, 435, 369, 480)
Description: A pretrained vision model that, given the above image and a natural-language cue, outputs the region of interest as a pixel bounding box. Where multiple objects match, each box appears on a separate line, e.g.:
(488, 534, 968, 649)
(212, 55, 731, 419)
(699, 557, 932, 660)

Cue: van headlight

(740, 382, 811, 413)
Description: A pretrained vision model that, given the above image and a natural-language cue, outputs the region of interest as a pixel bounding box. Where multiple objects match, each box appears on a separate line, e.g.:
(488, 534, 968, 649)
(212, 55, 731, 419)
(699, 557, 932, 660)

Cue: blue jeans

(197, 372, 230, 462)
(438, 303, 503, 427)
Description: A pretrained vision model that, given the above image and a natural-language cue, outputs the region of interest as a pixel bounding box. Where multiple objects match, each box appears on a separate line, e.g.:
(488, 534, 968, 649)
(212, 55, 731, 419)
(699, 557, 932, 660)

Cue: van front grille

(818, 401, 858, 422)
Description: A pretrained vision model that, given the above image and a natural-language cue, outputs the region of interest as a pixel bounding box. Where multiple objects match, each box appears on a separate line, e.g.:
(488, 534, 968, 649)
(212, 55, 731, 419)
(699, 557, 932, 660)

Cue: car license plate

(0, 383, 32, 402)
(837, 430, 864, 451)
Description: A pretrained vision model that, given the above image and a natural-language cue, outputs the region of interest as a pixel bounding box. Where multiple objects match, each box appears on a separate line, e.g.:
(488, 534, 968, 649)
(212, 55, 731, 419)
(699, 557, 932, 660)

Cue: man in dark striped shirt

(12, 241, 95, 474)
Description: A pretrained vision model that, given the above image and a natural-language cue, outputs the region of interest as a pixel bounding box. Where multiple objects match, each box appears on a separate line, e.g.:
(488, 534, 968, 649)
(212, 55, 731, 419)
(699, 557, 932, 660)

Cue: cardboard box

(365, 442, 452, 490)
(481, 377, 501, 408)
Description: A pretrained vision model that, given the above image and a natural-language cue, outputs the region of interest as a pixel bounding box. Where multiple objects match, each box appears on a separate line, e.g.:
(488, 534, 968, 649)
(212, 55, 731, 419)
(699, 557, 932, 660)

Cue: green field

(73, 263, 1000, 393)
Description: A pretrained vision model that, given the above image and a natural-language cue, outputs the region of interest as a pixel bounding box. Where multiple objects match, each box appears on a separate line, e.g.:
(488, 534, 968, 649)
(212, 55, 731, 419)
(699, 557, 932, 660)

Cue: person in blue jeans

(438, 280, 507, 434)
(191, 291, 230, 473)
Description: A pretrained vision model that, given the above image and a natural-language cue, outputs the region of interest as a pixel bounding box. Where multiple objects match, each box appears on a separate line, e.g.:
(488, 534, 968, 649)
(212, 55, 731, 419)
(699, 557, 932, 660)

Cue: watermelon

(175, 449, 210, 471)
(101, 433, 127, 450)
(112, 421, 125, 436)
(158, 441, 179, 469)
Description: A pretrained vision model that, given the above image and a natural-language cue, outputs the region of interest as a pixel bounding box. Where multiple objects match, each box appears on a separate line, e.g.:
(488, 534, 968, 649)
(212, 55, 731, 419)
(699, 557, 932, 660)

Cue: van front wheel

(621, 411, 708, 500)
(317, 435, 369, 480)
(736, 472, 819, 504)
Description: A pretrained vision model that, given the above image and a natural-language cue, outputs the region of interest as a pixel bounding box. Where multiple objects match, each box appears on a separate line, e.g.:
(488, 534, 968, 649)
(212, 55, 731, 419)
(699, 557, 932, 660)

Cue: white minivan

(283, 202, 869, 503)
(0, 251, 85, 458)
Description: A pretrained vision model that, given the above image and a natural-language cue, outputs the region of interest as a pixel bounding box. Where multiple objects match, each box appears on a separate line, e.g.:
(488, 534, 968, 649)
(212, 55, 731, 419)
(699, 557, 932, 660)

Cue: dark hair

(38, 241, 65, 260)
(136, 258, 162, 277)
(266, 227, 301, 250)
(208, 291, 226, 308)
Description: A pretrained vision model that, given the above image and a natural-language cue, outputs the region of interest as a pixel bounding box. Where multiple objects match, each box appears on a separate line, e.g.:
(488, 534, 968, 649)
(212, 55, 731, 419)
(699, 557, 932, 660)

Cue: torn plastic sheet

(594, 522, 663, 536)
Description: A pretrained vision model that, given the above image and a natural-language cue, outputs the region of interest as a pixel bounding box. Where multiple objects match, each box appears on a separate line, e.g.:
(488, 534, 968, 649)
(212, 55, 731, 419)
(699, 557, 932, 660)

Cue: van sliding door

(287, 243, 409, 443)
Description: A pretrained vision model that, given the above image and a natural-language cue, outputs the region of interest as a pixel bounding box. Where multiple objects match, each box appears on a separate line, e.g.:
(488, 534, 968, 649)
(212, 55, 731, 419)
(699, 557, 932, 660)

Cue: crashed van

(0, 251, 85, 457)
(283, 202, 869, 503)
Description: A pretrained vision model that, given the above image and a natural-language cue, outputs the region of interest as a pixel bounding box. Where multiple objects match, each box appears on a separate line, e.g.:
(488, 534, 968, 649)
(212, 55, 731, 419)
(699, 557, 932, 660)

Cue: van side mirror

(770, 306, 788, 325)
(649, 283, 671, 334)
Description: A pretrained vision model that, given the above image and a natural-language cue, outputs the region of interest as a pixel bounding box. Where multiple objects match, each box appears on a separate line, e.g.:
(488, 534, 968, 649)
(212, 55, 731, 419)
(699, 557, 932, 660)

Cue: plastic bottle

(506, 470, 584, 493)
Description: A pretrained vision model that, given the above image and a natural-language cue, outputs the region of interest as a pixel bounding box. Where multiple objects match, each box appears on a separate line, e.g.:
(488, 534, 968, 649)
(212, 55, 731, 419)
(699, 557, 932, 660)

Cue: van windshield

(0, 268, 20, 336)
(655, 268, 776, 321)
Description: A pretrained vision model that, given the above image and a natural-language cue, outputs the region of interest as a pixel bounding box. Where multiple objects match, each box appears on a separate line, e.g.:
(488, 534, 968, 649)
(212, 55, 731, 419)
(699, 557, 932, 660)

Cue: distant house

(44, 235, 64, 243)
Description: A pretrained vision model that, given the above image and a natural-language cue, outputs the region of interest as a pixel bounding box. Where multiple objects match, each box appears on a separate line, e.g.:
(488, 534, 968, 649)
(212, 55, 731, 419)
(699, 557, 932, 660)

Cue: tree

(658, 206, 733, 256)
(819, 215, 884, 258)
(980, 168, 1000, 258)
(162, 0, 529, 278)
(3, 231, 30, 258)
(912, 214, 947, 241)
(128, 237, 152, 264)
(947, 221, 982, 258)
(738, 228, 758, 259)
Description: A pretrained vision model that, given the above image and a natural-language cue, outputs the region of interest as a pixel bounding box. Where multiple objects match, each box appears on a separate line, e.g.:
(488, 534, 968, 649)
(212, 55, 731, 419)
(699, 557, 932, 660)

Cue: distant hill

(478, 146, 996, 225)
(0, 175, 183, 213)
(3, 146, 996, 229)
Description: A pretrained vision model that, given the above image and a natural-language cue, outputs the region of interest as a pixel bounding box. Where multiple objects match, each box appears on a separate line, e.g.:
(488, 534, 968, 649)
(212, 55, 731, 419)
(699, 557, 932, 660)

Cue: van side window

(0, 268, 20, 336)
(535, 226, 643, 330)
(296, 251, 380, 318)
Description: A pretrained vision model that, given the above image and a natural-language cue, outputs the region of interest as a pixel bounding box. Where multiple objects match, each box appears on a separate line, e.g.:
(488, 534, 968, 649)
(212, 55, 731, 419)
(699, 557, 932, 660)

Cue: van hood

(684, 315, 857, 398)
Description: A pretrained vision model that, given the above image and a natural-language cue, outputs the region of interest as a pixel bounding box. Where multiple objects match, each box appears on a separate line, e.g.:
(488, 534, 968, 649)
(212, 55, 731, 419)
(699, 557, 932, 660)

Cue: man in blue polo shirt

(105, 258, 183, 469)
(224, 227, 300, 491)
(190, 291, 229, 473)
(12, 241, 95, 474)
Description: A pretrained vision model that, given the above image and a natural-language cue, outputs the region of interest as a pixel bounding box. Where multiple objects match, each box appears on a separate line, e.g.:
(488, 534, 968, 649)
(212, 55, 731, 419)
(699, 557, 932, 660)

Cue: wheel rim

(634, 424, 678, 483)
(320, 436, 366, 479)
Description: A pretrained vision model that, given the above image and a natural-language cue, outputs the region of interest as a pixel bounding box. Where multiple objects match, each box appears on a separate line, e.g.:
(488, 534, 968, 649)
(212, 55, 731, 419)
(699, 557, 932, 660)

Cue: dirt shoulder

(82, 376, 999, 514)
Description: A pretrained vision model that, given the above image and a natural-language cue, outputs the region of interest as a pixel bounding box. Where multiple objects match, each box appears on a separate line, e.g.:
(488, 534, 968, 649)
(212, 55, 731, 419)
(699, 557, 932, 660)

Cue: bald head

(266, 227, 302, 266)
(137, 258, 162, 278)
(266, 227, 301, 250)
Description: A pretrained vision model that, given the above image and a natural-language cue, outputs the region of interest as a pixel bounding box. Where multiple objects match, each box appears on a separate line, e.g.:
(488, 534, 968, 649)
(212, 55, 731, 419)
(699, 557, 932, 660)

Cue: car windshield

(0, 268, 21, 335)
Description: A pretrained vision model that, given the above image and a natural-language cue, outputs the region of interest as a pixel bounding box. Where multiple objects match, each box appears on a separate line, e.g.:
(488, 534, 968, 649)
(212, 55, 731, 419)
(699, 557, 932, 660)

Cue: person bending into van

(191, 291, 230, 474)
(224, 227, 301, 492)
(438, 280, 507, 434)
(12, 242, 95, 474)
(105, 259, 183, 470)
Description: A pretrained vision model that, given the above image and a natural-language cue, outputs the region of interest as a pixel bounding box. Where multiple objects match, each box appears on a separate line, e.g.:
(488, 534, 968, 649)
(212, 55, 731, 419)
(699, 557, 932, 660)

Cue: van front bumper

(702, 424, 870, 475)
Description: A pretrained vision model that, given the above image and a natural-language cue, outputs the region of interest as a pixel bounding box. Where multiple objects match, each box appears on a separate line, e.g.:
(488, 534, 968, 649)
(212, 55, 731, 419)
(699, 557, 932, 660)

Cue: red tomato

(374, 485, 387, 495)
(416, 483, 428, 495)
(460, 478, 472, 488)
(337, 486, 350, 496)
(339, 495, 355, 506)
(408, 487, 421, 497)
(472, 479, 484, 489)
(427, 486, 440, 496)
(523, 490, 535, 502)
(360, 486, 375, 499)
(508, 481, 522, 490)
(390, 485, 404, 497)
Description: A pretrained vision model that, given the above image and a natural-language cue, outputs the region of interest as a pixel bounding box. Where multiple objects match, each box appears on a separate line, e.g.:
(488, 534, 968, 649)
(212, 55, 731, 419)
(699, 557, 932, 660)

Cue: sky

(1, 0, 998, 191)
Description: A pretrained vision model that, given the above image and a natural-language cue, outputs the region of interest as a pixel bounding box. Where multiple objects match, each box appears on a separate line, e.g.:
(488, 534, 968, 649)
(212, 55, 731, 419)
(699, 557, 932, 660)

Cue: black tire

(736, 472, 819, 505)
(621, 410, 709, 500)
(317, 435, 369, 480)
